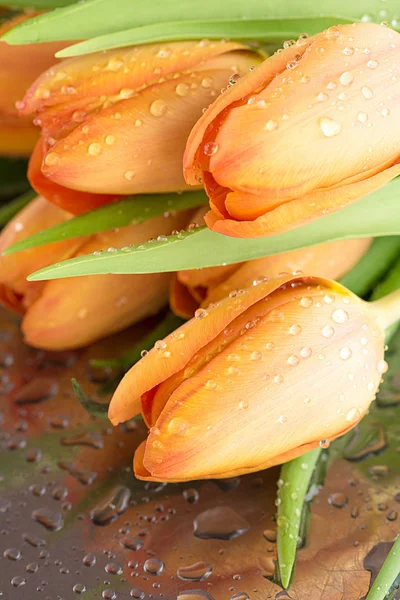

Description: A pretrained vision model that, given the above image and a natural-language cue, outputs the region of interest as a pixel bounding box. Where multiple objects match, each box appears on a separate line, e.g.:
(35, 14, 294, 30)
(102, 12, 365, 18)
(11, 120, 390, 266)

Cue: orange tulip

(171, 210, 372, 318)
(109, 274, 391, 482)
(0, 195, 190, 350)
(0, 14, 64, 156)
(184, 23, 400, 238)
(20, 40, 260, 214)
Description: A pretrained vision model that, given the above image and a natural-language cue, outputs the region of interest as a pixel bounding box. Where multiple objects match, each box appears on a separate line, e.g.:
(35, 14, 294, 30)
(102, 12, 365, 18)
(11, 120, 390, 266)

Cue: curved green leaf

(3, 0, 399, 45)
(0, 190, 35, 227)
(276, 448, 322, 589)
(3, 191, 207, 255)
(27, 180, 400, 281)
(365, 536, 400, 600)
(339, 237, 400, 298)
(57, 16, 353, 57)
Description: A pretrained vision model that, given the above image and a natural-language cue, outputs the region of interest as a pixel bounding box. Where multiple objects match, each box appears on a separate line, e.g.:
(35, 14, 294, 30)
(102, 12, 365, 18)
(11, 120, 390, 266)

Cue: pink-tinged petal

(140, 284, 383, 481)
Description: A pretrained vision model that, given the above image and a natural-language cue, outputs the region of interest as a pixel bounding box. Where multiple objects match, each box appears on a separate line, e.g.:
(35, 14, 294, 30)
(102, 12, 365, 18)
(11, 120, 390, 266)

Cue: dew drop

(339, 71, 354, 87)
(175, 83, 190, 97)
(300, 347, 312, 359)
(367, 59, 379, 69)
(357, 111, 368, 123)
(289, 324, 302, 335)
(203, 141, 219, 156)
(329, 492, 348, 508)
(150, 99, 167, 117)
(317, 92, 328, 102)
(83, 553, 97, 567)
(318, 116, 341, 137)
(278, 415, 288, 424)
(381, 107, 390, 117)
(361, 86, 373, 99)
(105, 135, 115, 145)
(88, 142, 102, 156)
(287, 355, 299, 366)
(167, 418, 188, 436)
(322, 325, 334, 338)
(339, 347, 352, 360)
(377, 359, 388, 374)
(265, 120, 279, 131)
(73, 583, 87, 594)
(143, 558, 164, 576)
(320, 439, 330, 449)
(346, 407, 361, 421)
(195, 308, 208, 319)
(177, 561, 213, 581)
(44, 152, 60, 167)
(11, 576, 26, 588)
(300, 296, 313, 308)
(332, 309, 348, 324)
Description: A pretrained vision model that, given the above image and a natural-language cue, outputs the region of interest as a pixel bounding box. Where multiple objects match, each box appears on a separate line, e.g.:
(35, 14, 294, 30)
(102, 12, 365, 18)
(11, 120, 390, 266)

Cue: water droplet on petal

(367, 59, 379, 69)
(322, 325, 335, 338)
(44, 152, 60, 166)
(332, 309, 348, 324)
(265, 119, 279, 131)
(150, 99, 167, 117)
(381, 107, 390, 117)
(357, 111, 368, 123)
(319, 117, 341, 137)
(88, 142, 102, 156)
(203, 142, 219, 156)
(176, 83, 190, 97)
(339, 71, 354, 87)
(361, 86, 373, 99)
(339, 347, 352, 360)
(377, 359, 388, 374)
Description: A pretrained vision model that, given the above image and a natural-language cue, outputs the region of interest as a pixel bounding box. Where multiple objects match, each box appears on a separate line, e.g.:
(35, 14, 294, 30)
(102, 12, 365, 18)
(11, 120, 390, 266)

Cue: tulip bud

(0, 15, 64, 156)
(109, 273, 394, 482)
(21, 40, 261, 213)
(171, 209, 372, 317)
(0, 195, 191, 349)
(184, 23, 400, 238)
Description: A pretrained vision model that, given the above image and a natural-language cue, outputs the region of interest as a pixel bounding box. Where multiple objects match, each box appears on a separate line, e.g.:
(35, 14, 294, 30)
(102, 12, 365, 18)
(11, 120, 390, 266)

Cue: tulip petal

(39, 62, 254, 195)
(133, 441, 152, 479)
(170, 276, 200, 320)
(140, 284, 383, 481)
(0, 195, 84, 310)
(22, 211, 190, 350)
(22, 40, 249, 116)
(109, 273, 351, 425)
(203, 238, 372, 305)
(205, 159, 400, 238)
(28, 141, 117, 214)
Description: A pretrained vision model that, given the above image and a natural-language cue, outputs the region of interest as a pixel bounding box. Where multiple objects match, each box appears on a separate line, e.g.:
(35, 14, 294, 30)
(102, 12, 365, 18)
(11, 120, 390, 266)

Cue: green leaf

(339, 237, 400, 298)
(71, 378, 109, 416)
(0, 190, 35, 227)
(27, 180, 400, 281)
(92, 312, 185, 369)
(3, 191, 207, 256)
(276, 448, 322, 589)
(371, 256, 400, 342)
(57, 16, 353, 57)
(0, 157, 29, 198)
(2, 0, 73, 8)
(365, 536, 400, 600)
(3, 0, 399, 45)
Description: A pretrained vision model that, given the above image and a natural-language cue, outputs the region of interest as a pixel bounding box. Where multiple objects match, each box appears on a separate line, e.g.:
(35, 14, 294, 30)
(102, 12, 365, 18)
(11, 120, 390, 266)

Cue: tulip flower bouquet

(1, 0, 400, 596)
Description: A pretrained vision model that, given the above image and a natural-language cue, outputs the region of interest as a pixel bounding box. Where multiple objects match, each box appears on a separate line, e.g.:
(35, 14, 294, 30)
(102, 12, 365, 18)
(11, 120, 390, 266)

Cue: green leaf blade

(57, 16, 353, 57)
(27, 180, 400, 281)
(276, 448, 322, 589)
(3, 191, 207, 255)
(365, 536, 400, 600)
(3, 0, 399, 45)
